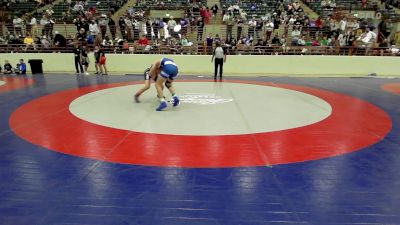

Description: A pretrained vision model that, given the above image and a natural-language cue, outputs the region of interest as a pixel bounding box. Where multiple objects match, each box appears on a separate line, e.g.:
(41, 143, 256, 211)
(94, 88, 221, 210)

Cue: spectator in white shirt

(339, 18, 347, 33)
(13, 16, 23, 36)
(167, 16, 176, 37)
(89, 20, 99, 36)
(30, 16, 38, 37)
(46, 7, 54, 16)
(248, 17, 257, 38)
(358, 27, 374, 46)
(297, 35, 306, 46)
(291, 27, 301, 45)
(41, 35, 51, 49)
(288, 16, 296, 25)
(265, 20, 274, 41)
(222, 12, 230, 24)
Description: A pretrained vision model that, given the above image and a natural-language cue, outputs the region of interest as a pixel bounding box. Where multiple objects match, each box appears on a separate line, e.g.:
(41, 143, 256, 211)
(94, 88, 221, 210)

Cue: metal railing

(0, 43, 398, 56)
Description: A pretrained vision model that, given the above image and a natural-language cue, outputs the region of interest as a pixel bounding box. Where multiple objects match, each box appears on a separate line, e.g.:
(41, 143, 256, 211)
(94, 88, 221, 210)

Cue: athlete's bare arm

(149, 60, 161, 79)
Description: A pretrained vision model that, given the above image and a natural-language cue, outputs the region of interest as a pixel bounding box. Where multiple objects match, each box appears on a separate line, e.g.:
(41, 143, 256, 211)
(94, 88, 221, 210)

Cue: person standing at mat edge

(73, 44, 83, 74)
(211, 41, 226, 80)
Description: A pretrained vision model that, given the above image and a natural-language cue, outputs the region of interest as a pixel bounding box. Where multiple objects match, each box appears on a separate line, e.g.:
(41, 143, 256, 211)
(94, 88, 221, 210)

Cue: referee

(211, 41, 226, 80)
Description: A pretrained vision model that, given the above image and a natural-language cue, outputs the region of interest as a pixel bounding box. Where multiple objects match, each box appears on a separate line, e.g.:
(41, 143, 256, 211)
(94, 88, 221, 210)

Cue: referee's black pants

(214, 58, 224, 78)
(75, 57, 83, 73)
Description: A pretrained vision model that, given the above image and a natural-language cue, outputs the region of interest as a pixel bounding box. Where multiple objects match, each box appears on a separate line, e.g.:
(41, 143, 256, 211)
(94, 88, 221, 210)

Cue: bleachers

(308, 0, 375, 18)
(9, 0, 39, 16)
(52, 0, 121, 21)
(137, 0, 206, 10)
(220, 0, 276, 18)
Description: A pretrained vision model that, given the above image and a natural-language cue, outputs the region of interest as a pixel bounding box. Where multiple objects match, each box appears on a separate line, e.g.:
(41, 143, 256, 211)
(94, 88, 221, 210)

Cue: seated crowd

(218, 0, 399, 55)
(0, 0, 399, 56)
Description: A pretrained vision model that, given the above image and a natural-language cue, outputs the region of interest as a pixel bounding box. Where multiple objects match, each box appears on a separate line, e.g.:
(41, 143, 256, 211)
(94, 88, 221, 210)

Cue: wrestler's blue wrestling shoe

(172, 96, 180, 107)
(156, 101, 168, 111)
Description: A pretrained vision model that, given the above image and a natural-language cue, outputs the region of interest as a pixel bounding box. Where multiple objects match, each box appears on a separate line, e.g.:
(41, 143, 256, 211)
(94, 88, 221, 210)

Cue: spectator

(271, 34, 281, 45)
(298, 35, 306, 46)
(76, 28, 87, 43)
(179, 17, 189, 35)
(211, 4, 218, 18)
(53, 31, 66, 48)
(124, 17, 133, 41)
(46, 6, 54, 17)
(13, 15, 23, 36)
(40, 15, 50, 37)
(40, 36, 51, 49)
(73, 1, 84, 12)
(291, 27, 301, 45)
(88, 20, 100, 44)
(265, 19, 274, 42)
(102, 36, 113, 47)
(339, 18, 347, 33)
(214, 34, 221, 43)
(196, 17, 204, 41)
(98, 15, 108, 38)
(320, 36, 330, 46)
(315, 17, 324, 29)
(255, 19, 263, 40)
(248, 17, 257, 39)
(132, 19, 140, 40)
(167, 16, 176, 37)
(357, 27, 375, 47)
(66, 35, 74, 47)
(3, 60, 12, 74)
(237, 18, 244, 40)
(206, 33, 213, 53)
(23, 33, 35, 51)
(152, 19, 160, 39)
(181, 35, 192, 46)
(25, 16, 32, 37)
(119, 16, 127, 40)
(15, 59, 26, 75)
(138, 34, 149, 46)
(362, 0, 367, 8)
(204, 7, 212, 24)
(29, 15, 38, 37)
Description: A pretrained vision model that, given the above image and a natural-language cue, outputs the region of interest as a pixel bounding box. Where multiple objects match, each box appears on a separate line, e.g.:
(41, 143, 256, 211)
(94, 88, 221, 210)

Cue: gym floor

(1, 74, 400, 225)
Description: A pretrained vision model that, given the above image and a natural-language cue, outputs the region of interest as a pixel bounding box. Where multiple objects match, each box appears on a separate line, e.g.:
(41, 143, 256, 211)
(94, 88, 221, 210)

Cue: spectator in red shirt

(315, 17, 324, 29)
(138, 35, 149, 46)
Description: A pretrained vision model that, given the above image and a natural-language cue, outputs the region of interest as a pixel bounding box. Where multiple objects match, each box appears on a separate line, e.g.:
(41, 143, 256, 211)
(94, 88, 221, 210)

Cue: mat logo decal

(179, 93, 233, 105)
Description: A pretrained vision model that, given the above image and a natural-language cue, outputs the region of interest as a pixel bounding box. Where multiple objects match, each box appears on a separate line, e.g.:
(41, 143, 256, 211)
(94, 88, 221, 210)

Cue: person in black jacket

(73, 44, 83, 74)
(119, 16, 127, 40)
(80, 45, 90, 75)
(53, 31, 66, 50)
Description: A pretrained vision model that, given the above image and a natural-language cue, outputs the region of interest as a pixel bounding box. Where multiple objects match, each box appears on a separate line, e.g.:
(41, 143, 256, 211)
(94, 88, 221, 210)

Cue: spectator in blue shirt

(15, 59, 27, 75)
